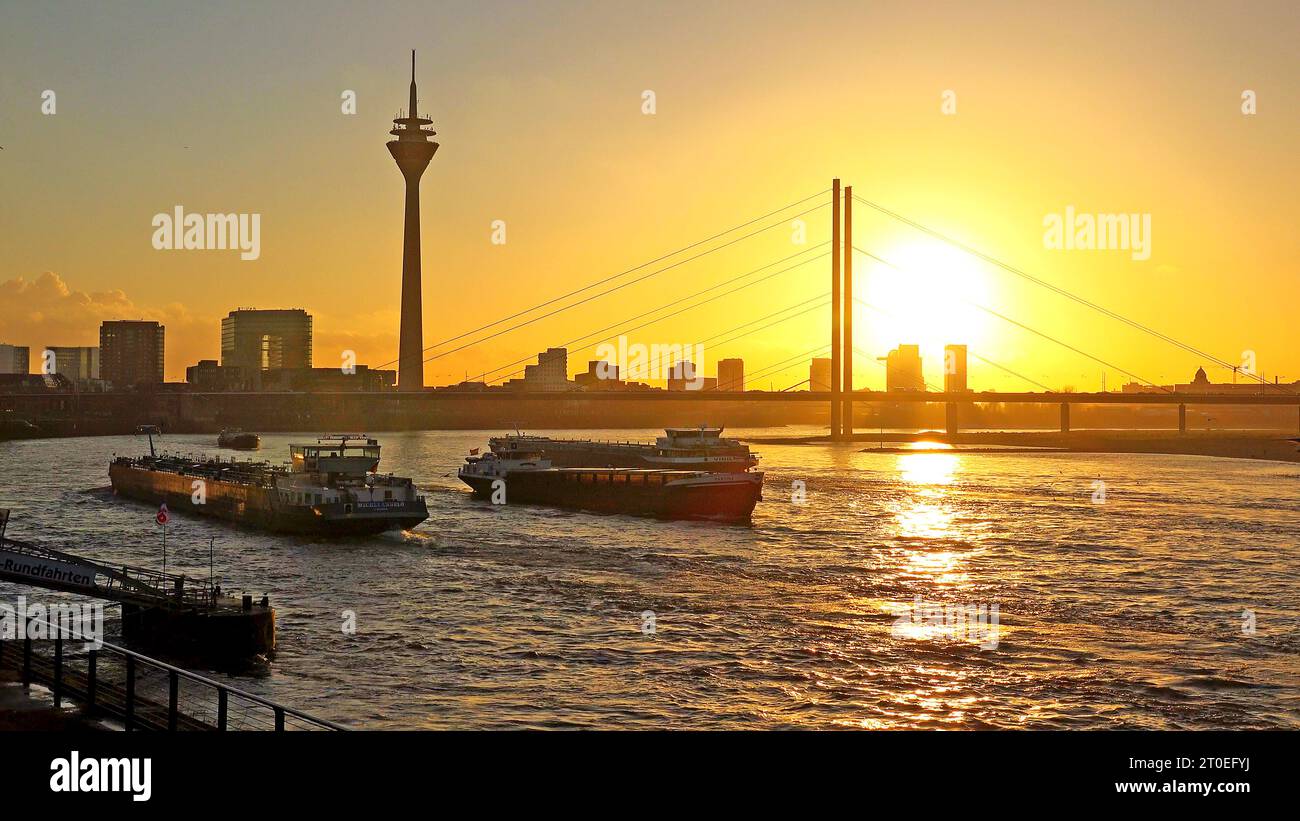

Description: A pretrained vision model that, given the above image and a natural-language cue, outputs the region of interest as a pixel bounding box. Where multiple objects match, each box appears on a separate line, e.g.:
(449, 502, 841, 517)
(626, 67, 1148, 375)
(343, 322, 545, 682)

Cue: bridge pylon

(830, 178, 842, 439)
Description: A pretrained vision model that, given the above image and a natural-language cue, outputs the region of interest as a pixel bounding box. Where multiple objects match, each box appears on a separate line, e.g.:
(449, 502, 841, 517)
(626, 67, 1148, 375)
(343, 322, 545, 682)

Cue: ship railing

(0, 614, 346, 731)
(491, 438, 659, 451)
(491, 436, 746, 452)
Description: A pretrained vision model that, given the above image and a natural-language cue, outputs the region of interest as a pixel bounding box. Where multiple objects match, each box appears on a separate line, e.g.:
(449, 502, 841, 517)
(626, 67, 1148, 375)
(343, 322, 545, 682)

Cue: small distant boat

(218, 429, 260, 450)
(0, 411, 41, 441)
(459, 446, 763, 522)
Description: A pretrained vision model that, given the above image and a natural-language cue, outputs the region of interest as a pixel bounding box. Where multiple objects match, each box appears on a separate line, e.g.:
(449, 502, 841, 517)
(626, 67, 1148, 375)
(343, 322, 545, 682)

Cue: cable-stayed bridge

(371, 179, 1298, 436)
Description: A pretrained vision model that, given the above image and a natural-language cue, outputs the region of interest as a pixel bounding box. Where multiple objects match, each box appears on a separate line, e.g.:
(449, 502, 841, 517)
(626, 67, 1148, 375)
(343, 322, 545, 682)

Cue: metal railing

(0, 616, 345, 731)
(0, 537, 221, 611)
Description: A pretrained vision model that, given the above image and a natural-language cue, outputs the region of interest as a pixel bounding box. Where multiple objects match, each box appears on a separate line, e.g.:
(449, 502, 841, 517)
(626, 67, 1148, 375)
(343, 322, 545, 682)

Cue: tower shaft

(398, 176, 425, 391)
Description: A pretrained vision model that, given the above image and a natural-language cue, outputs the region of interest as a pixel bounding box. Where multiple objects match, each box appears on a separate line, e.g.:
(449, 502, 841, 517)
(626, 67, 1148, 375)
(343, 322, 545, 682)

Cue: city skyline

(3, 0, 1300, 769)
(2, 2, 1298, 392)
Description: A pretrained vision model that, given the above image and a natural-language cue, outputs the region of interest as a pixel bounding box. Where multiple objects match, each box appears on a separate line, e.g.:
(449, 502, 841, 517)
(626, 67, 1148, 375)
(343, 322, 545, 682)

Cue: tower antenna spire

(409, 49, 418, 118)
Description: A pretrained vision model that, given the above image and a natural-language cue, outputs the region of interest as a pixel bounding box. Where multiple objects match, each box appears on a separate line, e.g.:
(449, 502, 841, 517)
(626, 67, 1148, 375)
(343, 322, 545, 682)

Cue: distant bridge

(394, 388, 1300, 433)
(404, 389, 1300, 406)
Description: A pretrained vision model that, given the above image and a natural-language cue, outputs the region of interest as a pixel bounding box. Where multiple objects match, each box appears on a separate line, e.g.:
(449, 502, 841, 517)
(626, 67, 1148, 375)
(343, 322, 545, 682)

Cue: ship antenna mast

(137, 424, 160, 457)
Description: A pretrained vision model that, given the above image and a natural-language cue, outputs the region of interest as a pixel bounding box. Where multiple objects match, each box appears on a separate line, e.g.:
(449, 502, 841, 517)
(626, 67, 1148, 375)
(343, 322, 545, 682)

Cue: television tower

(387, 50, 439, 391)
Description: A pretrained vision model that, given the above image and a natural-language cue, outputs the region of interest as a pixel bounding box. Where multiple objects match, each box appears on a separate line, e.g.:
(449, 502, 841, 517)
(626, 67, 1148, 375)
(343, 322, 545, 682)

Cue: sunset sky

(2, 0, 1297, 390)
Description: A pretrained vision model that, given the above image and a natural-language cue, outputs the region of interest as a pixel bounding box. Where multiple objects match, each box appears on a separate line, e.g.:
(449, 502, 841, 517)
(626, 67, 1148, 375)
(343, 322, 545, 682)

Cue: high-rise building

(44, 346, 100, 381)
(881, 344, 924, 391)
(944, 344, 968, 392)
(387, 50, 439, 392)
(667, 361, 716, 391)
(0, 344, 30, 374)
(521, 348, 569, 391)
(100, 321, 164, 387)
(221, 308, 313, 371)
(574, 360, 624, 391)
(810, 357, 832, 392)
(717, 358, 745, 392)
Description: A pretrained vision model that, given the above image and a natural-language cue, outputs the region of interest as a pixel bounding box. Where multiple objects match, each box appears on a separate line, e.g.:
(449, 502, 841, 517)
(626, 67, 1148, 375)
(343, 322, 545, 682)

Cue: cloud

(0, 272, 218, 379)
(1, 272, 402, 380)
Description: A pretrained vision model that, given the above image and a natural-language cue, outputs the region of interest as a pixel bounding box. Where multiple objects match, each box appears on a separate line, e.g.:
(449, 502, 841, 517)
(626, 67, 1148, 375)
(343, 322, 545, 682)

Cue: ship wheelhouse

(290, 436, 381, 476)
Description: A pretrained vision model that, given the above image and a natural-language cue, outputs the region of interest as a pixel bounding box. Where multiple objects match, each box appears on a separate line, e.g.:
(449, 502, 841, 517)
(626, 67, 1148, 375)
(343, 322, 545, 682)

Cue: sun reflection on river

(892, 450, 969, 585)
(898, 450, 959, 485)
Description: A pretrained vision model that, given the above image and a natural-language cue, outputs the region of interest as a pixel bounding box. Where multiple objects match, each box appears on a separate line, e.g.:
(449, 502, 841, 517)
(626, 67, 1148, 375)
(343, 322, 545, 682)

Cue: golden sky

(2, 1, 1297, 390)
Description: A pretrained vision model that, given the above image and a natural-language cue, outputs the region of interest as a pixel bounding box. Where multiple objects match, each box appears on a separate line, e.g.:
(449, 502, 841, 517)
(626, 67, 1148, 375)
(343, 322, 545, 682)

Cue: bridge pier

(945, 402, 959, 435)
(1059, 402, 1070, 433)
(1178, 403, 1187, 433)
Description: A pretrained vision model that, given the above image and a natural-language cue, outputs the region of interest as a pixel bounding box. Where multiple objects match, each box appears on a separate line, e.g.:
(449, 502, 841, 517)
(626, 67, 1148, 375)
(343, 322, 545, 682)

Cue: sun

(854, 240, 995, 375)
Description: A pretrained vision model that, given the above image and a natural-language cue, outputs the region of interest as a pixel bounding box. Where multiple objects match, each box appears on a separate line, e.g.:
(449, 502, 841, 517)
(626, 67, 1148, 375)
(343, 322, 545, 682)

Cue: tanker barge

(459, 448, 763, 522)
(110, 432, 428, 535)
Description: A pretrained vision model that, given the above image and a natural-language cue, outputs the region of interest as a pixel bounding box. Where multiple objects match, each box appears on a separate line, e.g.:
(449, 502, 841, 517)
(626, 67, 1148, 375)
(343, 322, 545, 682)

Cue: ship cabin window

(579, 473, 594, 484)
(612, 473, 628, 484)
(594, 472, 610, 483)
(646, 474, 663, 485)
(628, 474, 645, 485)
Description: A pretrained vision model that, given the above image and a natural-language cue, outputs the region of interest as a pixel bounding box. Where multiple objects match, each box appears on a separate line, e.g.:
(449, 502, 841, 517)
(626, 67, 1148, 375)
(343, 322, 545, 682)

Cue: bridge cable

(853, 246, 1170, 391)
(413, 200, 832, 369)
(850, 194, 1284, 390)
(490, 294, 830, 386)
(375, 189, 831, 370)
(849, 296, 1055, 392)
(478, 252, 831, 384)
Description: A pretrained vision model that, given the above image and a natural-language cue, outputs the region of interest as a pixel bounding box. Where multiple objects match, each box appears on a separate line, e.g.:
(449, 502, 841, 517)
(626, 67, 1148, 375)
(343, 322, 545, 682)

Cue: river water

(2, 427, 1298, 729)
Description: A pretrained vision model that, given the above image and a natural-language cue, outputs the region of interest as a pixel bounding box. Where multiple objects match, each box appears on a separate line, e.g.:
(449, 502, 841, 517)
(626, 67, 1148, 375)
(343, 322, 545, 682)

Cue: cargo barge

(459, 448, 763, 522)
(489, 426, 759, 472)
(110, 431, 428, 535)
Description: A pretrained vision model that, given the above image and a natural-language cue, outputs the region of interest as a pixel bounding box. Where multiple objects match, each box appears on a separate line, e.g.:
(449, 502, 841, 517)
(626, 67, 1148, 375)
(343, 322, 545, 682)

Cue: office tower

(882, 344, 924, 391)
(44, 346, 100, 380)
(944, 344, 968, 392)
(810, 357, 832, 391)
(0, 344, 30, 374)
(221, 308, 313, 371)
(717, 358, 745, 392)
(100, 321, 164, 387)
(523, 348, 569, 391)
